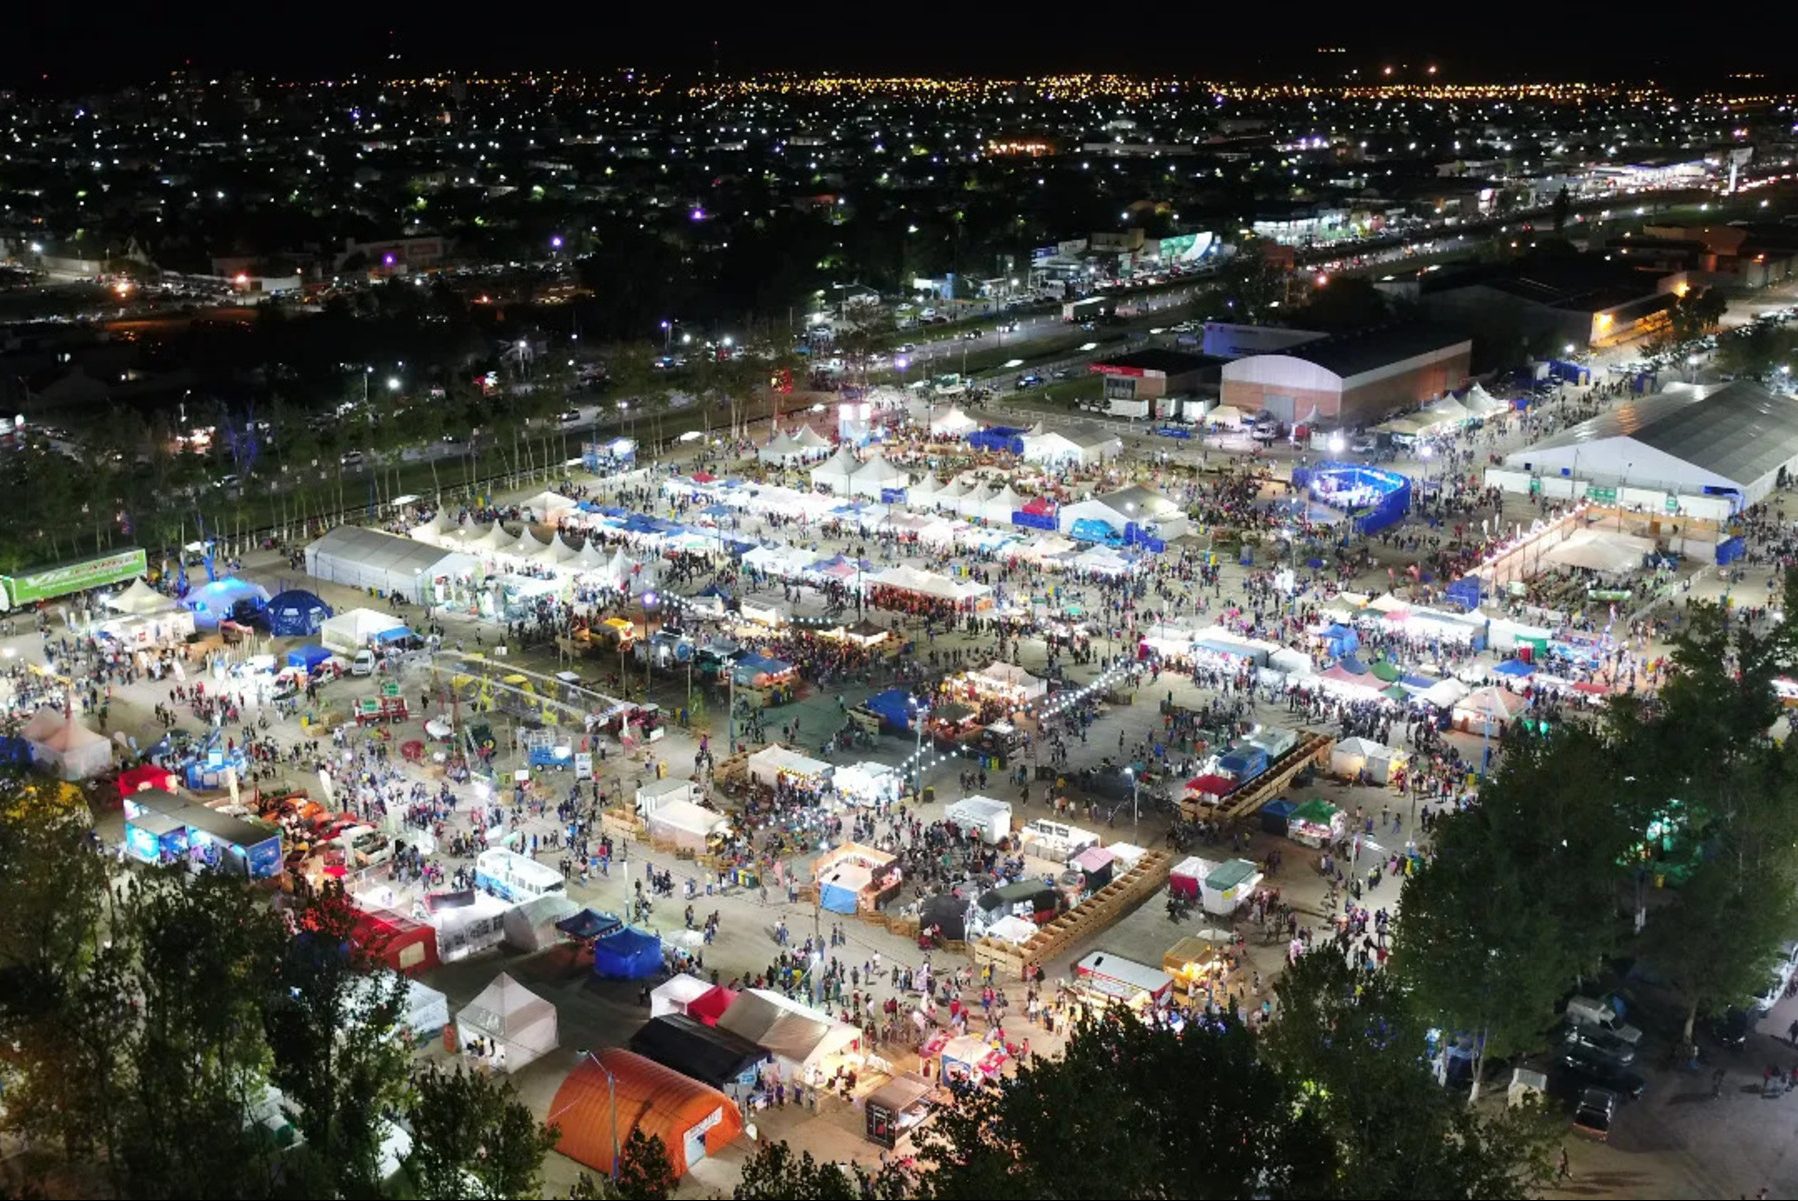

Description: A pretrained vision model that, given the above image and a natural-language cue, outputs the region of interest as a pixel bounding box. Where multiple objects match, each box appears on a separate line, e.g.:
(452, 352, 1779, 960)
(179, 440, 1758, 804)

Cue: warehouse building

(1089, 348, 1222, 403)
(1500, 380, 1798, 509)
(1219, 325, 1471, 427)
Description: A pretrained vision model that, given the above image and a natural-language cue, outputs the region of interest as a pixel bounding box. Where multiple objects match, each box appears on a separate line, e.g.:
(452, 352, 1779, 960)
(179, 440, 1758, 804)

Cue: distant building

(1220, 325, 1471, 426)
(1090, 349, 1221, 402)
(335, 236, 448, 275)
(1397, 254, 1687, 350)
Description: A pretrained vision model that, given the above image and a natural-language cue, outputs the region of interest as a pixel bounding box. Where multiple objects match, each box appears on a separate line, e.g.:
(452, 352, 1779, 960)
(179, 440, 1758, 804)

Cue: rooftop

(1282, 324, 1470, 378)
(1520, 380, 1798, 486)
(1092, 348, 1219, 376)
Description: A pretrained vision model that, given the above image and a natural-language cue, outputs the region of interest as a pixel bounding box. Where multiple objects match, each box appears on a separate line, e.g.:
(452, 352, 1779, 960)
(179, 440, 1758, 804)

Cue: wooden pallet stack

(1180, 730, 1336, 823)
(971, 848, 1174, 981)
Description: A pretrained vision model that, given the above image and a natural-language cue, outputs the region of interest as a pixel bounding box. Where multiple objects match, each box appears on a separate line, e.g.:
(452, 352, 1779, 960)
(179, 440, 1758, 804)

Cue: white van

(1565, 996, 1642, 1045)
(336, 825, 392, 869)
(351, 649, 377, 677)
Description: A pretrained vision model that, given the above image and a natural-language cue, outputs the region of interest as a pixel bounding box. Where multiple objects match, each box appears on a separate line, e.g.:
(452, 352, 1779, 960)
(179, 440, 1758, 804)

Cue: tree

(1393, 721, 1635, 1102)
(733, 1140, 910, 1200)
(612, 1129, 679, 1201)
(405, 1064, 559, 1200)
(1263, 953, 1558, 1199)
(915, 1013, 1334, 1199)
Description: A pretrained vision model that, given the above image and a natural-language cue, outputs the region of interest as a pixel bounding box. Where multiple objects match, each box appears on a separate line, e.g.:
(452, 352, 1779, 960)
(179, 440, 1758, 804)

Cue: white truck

(1107, 396, 1151, 419)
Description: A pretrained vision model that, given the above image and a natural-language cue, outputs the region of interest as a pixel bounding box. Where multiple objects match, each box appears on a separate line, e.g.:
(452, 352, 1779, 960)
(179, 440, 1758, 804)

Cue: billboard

(1157, 232, 1217, 263)
(2, 547, 148, 609)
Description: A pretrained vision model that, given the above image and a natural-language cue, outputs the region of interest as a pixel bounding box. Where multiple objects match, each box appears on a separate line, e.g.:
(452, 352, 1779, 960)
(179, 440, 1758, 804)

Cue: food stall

(1072, 951, 1175, 1012)
(1162, 931, 1235, 996)
(944, 796, 1013, 845)
(933, 1034, 1008, 1086)
(746, 744, 832, 791)
(1287, 799, 1345, 848)
(1070, 844, 1116, 891)
(731, 653, 800, 707)
(1199, 858, 1263, 918)
(969, 719, 1027, 765)
(959, 661, 1049, 708)
(831, 761, 902, 808)
(813, 843, 902, 915)
(646, 798, 731, 854)
(865, 1072, 936, 1149)
(973, 880, 1061, 933)
(925, 702, 984, 750)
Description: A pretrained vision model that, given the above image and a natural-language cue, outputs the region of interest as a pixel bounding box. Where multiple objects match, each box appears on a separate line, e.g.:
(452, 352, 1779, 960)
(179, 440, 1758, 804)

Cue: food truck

(1072, 951, 1174, 1012)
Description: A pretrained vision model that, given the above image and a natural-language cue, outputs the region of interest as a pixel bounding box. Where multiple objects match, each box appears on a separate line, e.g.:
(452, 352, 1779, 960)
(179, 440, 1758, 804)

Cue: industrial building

(1499, 380, 1798, 509)
(1393, 254, 1687, 350)
(1090, 348, 1221, 403)
(1218, 325, 1471, 427)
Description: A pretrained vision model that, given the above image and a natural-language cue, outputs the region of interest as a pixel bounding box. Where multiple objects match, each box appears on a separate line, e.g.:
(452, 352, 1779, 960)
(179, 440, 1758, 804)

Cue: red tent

(685, 984, 737, 1027)
(1021, 496, 1056, 516)
(351, 907, 440, 976)
(117, 764, 178, 798)
(691, 471, 717, 484)
(1185, 774, 1238, 799)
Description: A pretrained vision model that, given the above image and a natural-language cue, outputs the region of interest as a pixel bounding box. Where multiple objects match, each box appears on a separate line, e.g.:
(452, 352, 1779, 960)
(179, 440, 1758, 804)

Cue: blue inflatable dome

(267, 590, 333, 637)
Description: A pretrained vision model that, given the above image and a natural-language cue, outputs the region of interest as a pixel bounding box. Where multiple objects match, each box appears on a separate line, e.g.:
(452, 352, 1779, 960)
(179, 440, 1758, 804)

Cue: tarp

(501, 893, 581, 952)
(592, 926, 663, 980)
(629, 1014, 769, 1091)
(457, 972, 558, 1072)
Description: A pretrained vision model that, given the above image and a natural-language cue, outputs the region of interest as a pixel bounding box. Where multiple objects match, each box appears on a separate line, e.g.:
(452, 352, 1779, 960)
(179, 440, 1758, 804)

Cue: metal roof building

(1503, 381, 1798, 507)
(1220, 324, 1471, 427)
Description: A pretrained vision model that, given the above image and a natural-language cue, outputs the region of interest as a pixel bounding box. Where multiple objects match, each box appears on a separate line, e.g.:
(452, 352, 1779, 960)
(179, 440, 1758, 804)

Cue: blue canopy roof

(555, 909, 623, 940)
(592, 926, 663, 980)
(863, 688, 917, 730)
(287, 644, 333, 671)
(372, 626, 413, 643)
(1492, 659, 1535, 677)
(1338, 654, 1369, 675)
(267, 589, 332, 637)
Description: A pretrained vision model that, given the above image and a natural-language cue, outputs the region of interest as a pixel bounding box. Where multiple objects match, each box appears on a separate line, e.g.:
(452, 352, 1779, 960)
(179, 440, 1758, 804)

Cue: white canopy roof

(810, 447, 861, 490)
(457, 972, 559, 1072)
(791, 424, 832, 449)
(930, 407, 978, 435)
(106, 578, 177, 615)
(474, 520, 514, 553)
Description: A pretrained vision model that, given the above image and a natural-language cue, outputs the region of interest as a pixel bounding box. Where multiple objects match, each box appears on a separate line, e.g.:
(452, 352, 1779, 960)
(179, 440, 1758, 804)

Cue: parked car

(1572, 1087, 1620, 1140)
(1705, 1007, 1752, 1050)
(1556, 1048, 1646, 1099)
(1562, 1024, 1637, 1068)
(1015, 374, 1043, 390)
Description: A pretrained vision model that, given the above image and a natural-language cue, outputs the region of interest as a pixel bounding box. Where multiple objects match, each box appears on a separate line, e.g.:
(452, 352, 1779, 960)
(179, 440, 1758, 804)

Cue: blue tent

(1219, 746, 1269, 781)
(556, 909, 623, 941)
(181, 577, 269, 631)
(266, 589, 333, 637)
(1320, 624, 1359, 658)
(286, 644, 333, 672)
(1492, 659, 1535, 678)
(1259, 798, 1298, 835)
(592, 926, 663, 979)
(862, 688, 916, 731)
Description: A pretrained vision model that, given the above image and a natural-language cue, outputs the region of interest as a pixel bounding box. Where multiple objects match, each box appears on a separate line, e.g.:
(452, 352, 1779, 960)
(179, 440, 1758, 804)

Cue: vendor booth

(1168, 855, 1216, 901)
(716, 989, 863, 1083)
(1072, 951, 1174, 1011)
(865, 1073, 936, 1149)
(646, 798, 728, 853)
(1287, 799, 1344, 848)
(963, 661, 1048, 706)
(1162, 932, 1235, 996)
(919, 893, 970, 943)
(629, 1014, 771, 1098)
(944, 796, 1012, 845)
(746, 743, 832, 789)
(936, 1035, 1007, 1086)
(1200, 859, 1263, 917)
(592, 926, 664, 980)
(1454, 685, 1529, 732)
(306, 525, 477, 604)
(458, 972, 559, 1072)
(319, 607, 409, 656)
(1330, 736, 1408, 784)
(634, 776, 699, 816)
(121, 787, 283, 877)
(549, 1049, 743, 1181)
(832, 760, 902, 808)
(814, 843, 902, 915)
(973, 880, 1061, 932)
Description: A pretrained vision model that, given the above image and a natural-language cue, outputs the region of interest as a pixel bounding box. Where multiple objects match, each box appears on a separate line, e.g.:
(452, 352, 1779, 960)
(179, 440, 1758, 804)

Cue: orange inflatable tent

(549, 1049, 743, 1179)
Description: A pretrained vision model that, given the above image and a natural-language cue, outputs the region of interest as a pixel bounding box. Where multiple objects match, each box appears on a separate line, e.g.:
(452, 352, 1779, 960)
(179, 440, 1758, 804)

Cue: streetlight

(386, 376, 401, 392)
(910, 698, 929, 796)
(1123, 765, 1140, 828)
(554, 1051, 618, 1181)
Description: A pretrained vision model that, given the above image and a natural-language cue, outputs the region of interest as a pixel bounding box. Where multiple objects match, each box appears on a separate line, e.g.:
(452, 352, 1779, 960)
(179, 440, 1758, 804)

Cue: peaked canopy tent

(524, 490, 579, 521)
(318, 607, 409, 656)
(1330, 736, 1408, 784)
(106, 578, 178, 615)
(790, 424, 833, 452)
(849, 455, 910, 498)
(265, 589, 333, 637)
(549, 1049, 744, 1181)
(746, 744, 832, 788)
(757, 431, 804, 464)
(593, 926, 664, 980)
(457, 972, 559, 1072)
(21, 709, 113, 780)
(810, 447, 862, 493)
(715, 988, 862, 1080)
(650, 974, 715, 1020)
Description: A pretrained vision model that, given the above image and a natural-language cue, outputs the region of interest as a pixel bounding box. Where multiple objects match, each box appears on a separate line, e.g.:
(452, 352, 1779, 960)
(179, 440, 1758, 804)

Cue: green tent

(1290, 799, 1339, 826)
(1370, 660, 1401, 683)
(1381, 684, 1409, 702)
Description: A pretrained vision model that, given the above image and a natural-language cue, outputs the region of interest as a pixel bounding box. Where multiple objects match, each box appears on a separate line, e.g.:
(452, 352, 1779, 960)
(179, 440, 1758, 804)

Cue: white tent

(1462, 383, 1506, 416)
(971, 660, 1048, 700)
(501, 893, 581, 952)
(349, 974, 450, 1039)
(474, 520, 514, 553)
(716, 988, 861, 1079)
(1208, 404, 1247, 429)
(306, 525, 474, 601)
(524, 491, 578, 521)
(908, 475, 941, 505)
(21, 709, 113, 780)
(956, 483, 995, 520)
(1330, 736, 1406, 784)
(1541, 529, 1655, 574)
(810, 447, 861, 492)
(319, 607, 408, 655)
(791, 424, 832, 452)
(931, 477, 970, 511)
(930, 407, 978, 436)
(1427, 396, 1472, 424)
(510, 527, 550, 559)
(105, 578, 178, 615)
(457, 972, 559, 1073)
(747, 744, 831, 787)
(650, 973, 714, 1020)
(646, 797, 730, 853)
(758, 431, 802, 464)
(1020, 430, 1080, 465)
(409, 509, 451, 546)
(850, 455, 909, 498)
(574, 538, 612, 575)
(980, 485, 1023, 523)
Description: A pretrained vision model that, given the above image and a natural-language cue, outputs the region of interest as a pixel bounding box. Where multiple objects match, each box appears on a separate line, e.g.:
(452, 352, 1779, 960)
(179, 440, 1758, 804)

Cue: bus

(474, 847, 566, 903)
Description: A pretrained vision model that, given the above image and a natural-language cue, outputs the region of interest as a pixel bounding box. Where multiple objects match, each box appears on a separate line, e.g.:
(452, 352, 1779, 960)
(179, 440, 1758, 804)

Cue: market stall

(831, 761, 902, 808)
(937, 1035, 1008, 1087)
(650, 974, 715, 1020)
(962, 661, 1048, 706)
(944, 796, 1012, 845)
(865, 1072, 936, 1149)
(1200, 859, 1263, 917)
(716, 989, 863, 1083)
(319, 607, 409, 656)
(21, 709, 114, 780)
(746, 744, 832, 790)
(813, 843, 902, 915)
(1162, 932, 1235, 996)
(645, 798, 730, 854)
(1287, 799, 1344, 848)
(1168, 855, 1216, 902)
(592, 926, 664, 980)
(1072, 951, 1174, 1012)
(1330, 736, 1408, 784)
(628, 1014, 771, 1099)
(457, 972, 559, 1071)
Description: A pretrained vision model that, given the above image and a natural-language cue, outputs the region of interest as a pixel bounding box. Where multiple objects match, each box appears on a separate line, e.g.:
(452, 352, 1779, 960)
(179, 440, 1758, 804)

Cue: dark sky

(9, 6, 1783, 89)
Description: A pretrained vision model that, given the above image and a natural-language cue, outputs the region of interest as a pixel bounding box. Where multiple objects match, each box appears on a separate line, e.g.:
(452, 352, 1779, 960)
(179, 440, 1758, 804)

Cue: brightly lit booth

(814, 843, 902, 915)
